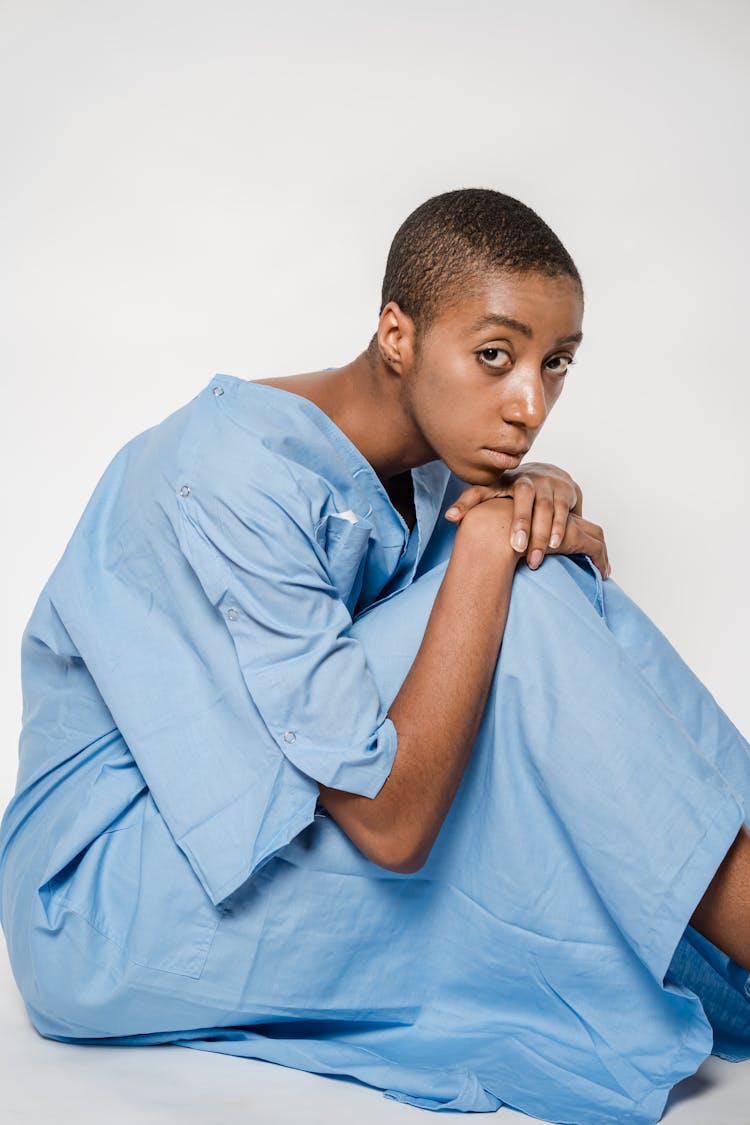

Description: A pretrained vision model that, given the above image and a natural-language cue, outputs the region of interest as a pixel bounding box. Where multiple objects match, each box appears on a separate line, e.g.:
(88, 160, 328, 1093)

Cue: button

(225, 608, 239, 621)
(283, 731, 296, 744)
(179, 484, 191, 497)
(212, 385, 224, 396)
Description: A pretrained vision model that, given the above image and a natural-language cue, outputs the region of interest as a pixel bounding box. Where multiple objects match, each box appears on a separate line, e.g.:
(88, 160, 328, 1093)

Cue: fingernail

(529, 549, 543, 568)
(445, 507, 459, 519)
(549, 532, 561, 548)
(512, 530, 527, 551)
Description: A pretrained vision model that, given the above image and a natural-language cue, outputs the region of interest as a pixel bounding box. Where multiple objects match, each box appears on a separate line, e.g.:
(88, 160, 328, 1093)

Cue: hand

(537, 510, 610, 581)
(459, 495, 610, 581)
(444, 462, 610, 577)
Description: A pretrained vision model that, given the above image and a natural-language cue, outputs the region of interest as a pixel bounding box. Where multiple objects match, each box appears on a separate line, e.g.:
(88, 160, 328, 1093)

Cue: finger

(545, 515, 609, 580)
(548, 493, 573, 551)
(569, 516, 609, 577)
(506, 476, 536, 552)
(588, 541, 609, 581)
(525, 491, 555, 569)
(444, 485, 508, 522)
(576, 525, 609, 580)
(566, 514, 602, 539)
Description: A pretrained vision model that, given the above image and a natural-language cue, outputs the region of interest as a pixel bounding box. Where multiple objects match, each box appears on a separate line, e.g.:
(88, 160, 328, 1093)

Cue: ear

(376, 301, 417, 374)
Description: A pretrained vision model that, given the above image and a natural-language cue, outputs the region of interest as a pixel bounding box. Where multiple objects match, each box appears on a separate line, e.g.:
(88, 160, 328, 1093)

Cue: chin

(448, 462, 499, 486)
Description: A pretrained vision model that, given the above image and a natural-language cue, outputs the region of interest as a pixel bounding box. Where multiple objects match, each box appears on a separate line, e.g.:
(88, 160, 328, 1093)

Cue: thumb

(444, 486, 511, 522)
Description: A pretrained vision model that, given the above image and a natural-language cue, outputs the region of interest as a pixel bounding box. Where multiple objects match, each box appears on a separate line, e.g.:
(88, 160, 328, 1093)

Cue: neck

(257, 351, 437, 485)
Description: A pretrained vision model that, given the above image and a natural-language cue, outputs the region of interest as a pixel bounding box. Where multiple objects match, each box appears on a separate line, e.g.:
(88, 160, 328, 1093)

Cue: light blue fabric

(2, 374, 750, 1125)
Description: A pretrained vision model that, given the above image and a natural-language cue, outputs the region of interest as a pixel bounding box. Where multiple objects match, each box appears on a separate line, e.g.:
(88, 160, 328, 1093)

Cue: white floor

(1, 939, 749, 1125)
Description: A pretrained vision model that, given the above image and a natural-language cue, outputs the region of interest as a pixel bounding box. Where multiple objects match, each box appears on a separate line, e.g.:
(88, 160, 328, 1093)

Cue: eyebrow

(467, 314, 583, 346)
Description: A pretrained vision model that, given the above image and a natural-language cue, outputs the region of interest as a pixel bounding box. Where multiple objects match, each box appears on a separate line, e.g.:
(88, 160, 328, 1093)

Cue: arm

(317, 496, 520, 874)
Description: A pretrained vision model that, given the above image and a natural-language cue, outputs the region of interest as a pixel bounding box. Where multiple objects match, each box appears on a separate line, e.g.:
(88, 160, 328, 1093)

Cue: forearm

(318, 499, 520, 872)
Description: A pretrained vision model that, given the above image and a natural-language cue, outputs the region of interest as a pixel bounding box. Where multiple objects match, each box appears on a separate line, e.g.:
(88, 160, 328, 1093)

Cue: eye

(546, 354, 576, 376)
(476, 347, 513, 370)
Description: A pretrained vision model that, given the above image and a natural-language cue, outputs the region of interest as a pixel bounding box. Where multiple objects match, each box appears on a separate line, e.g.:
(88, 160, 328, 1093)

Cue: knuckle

(529, 539, 550, 554)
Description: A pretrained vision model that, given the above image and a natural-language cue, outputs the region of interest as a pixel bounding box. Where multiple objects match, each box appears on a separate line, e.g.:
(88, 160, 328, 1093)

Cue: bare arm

(317, 496, 520, 874)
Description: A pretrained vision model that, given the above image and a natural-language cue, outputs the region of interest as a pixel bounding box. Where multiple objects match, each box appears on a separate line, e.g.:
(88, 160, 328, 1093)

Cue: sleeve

(165, 457, 399, 903)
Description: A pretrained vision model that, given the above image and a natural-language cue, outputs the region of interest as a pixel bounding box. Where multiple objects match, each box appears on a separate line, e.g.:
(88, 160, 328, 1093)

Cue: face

(392, 270, 584, 483)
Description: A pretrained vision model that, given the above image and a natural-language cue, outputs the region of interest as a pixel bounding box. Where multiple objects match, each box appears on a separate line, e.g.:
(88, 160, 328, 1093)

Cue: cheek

(411, 356, 480, 444)
(413, 364, 462, 418)
(433, 362, 477, 411)
(429, 383, 472, 435)
(548, 379, 566, 407)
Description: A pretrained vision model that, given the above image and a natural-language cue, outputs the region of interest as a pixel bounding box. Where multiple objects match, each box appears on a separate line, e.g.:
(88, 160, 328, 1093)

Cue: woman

(1, 188, 749, 1125)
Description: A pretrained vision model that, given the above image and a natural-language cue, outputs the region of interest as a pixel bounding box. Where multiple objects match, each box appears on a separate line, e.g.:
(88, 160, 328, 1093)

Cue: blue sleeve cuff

(177, 720, 397, 907)
(271, 714, 398, 798)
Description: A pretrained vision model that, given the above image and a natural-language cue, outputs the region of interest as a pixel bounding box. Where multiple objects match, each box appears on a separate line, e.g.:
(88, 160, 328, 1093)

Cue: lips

(487, 446, 529, 457)
(483, 447, 527, 469)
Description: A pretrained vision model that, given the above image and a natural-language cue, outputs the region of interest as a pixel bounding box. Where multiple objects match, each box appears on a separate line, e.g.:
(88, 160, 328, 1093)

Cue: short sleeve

(168, 455, 399, 902)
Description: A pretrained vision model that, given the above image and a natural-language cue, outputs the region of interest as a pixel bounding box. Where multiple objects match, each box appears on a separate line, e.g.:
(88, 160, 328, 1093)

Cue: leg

(352, 550, 750, 1118)
(594, 572, 750, 1009)
(691, 823, 750, 973)
(358, 552, 750, 985)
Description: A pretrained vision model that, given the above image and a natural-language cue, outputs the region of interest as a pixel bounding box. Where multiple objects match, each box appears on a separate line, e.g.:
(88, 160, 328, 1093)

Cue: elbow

(372, 836, 431, 876)
(385, 853, 429, 876)
(316, 782, 432, 875)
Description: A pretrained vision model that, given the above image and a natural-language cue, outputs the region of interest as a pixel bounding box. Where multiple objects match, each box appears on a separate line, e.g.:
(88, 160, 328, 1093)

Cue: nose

(501, 364, 549, 432)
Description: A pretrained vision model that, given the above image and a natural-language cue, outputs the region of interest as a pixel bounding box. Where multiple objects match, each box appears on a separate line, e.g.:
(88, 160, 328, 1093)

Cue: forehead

(436, 270, 584, 341)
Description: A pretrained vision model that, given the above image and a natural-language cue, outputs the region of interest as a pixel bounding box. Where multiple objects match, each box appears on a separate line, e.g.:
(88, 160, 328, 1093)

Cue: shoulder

(175, 376, 345, 533)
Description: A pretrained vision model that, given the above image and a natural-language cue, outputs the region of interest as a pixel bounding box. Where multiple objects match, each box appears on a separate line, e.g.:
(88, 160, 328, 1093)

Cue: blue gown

(2, 374, 750, 1125)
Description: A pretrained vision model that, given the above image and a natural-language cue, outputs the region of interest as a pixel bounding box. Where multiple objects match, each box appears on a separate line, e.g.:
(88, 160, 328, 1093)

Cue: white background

(1, 2, 749, 1120)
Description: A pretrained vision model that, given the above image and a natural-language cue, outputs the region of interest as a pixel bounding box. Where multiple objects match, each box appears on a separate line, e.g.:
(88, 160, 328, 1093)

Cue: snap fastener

(283, 731, 296, 744)
(179, 484, 191, 497)
(225, 608, 239, 621)
(212, 385, 224, 396)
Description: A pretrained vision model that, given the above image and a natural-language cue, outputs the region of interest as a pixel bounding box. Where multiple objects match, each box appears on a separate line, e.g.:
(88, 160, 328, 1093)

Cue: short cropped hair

(367, 187, 582, 360)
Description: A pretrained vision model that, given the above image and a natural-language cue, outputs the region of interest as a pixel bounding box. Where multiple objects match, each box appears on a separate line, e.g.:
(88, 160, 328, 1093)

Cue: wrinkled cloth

(1, 374, 750, 1125)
